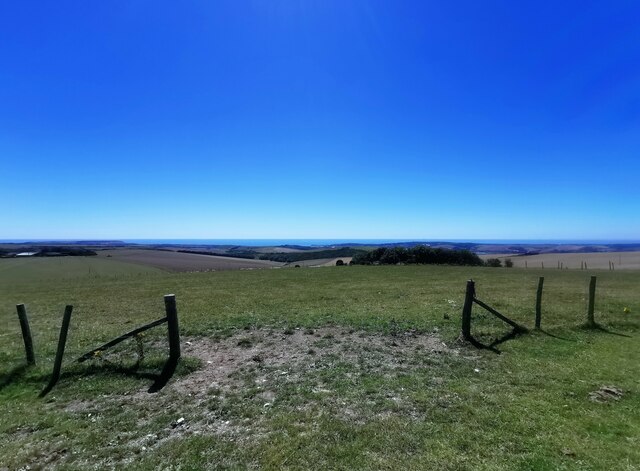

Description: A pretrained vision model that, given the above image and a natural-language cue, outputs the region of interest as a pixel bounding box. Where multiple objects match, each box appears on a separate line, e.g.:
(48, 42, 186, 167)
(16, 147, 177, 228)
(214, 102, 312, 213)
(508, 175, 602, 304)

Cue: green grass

(0, 256, 164, 283)
(1, 265, 639, 469)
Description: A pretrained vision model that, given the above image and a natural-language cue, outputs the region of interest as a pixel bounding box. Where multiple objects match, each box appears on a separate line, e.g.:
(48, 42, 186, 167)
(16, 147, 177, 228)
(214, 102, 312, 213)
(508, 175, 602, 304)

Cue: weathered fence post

(40, 305, 73, 397)
(535, 277, 544, 329)
(149, 295, 181, 393)
(164, 294, 181, 360)
(16, 304, 36, 365)
(461, 280, 475, 340)
(587, 276, 597, 327)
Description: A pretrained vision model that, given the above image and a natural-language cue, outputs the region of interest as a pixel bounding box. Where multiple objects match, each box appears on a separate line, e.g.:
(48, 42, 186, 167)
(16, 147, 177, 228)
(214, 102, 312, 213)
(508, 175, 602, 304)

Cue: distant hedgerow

(259, 247, 365, 263)
(485, 258, 502, 267)
(351, 245, 484, 266)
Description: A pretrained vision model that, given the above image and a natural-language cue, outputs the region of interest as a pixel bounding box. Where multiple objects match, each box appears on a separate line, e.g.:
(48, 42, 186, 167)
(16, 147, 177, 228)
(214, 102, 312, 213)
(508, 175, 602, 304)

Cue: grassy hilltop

(0, 262, 639, 470)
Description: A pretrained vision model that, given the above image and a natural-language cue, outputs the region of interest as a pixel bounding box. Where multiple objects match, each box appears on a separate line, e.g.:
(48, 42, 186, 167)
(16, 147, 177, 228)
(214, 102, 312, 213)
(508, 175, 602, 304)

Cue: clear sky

(1, 1, 639, 240)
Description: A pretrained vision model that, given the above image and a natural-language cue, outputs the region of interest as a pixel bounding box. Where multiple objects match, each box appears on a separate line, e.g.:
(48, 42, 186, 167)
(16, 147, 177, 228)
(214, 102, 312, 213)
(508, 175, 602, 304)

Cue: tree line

(0, 246, 97, 257)
(259, 247, 365, 263)
(350, 245, 485, 266)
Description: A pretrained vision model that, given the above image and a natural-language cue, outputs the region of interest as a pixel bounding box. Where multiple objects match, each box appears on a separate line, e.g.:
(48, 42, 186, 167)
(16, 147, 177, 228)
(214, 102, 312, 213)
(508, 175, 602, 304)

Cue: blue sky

(1, 1, 639, 240)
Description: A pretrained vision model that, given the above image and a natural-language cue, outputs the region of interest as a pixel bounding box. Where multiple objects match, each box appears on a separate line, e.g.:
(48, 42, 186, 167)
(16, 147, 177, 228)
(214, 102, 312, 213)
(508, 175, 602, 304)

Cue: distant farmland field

(97, 249, 284, 272)
(287, 256, 354, 267)
(0, 255, 162, 283)
(481, 251, 640, 270)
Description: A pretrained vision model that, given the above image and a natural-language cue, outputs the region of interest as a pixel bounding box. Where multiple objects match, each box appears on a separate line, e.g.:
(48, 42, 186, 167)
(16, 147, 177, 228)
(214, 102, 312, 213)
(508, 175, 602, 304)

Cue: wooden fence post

(16, 304, 36, 365)
(40, 305, 73, 397)
(461, 280, 475, 340)
(149, 295, 182, 393)
(164, 294, 181, 360)
(587, 276, 597, 327)
(535, 277, 544, 329)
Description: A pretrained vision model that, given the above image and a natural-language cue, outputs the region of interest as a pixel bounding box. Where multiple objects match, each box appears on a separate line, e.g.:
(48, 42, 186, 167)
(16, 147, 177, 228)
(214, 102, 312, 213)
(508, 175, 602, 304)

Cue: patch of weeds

(175, 356, 203, 376)
(237, 337, 253, 348)
(313, 339, 334, 349)
(389, 319, 402, 337)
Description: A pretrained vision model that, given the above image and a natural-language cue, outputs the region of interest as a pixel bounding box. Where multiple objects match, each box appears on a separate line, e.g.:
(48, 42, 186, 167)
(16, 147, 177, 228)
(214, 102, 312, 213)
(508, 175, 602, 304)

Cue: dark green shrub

(350, 245, 483, 266)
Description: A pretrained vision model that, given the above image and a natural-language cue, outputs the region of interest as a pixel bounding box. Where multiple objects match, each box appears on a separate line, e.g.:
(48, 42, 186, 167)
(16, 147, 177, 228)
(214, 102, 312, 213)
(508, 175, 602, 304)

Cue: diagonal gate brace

(39, 295, 181, 397)
(473, 298, 527, 333)
(78, 294, 181, 393)
(77, 317, 167, 362)
(460, 280, 527, 351)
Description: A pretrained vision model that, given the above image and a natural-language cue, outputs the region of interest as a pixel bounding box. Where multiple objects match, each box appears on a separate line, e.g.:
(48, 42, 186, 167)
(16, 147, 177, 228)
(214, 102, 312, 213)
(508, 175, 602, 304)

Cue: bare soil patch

(176, 327, 453, 396)
(588, 385, 625, 403)
(63, 328, 460, 468)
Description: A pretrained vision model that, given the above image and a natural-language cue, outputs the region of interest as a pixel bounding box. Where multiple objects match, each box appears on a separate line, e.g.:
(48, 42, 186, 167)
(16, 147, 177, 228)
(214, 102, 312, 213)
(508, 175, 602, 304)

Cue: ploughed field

(481, 250, 640, 270)
(1, 264, 639, 470)
(97, 249, 284, 271)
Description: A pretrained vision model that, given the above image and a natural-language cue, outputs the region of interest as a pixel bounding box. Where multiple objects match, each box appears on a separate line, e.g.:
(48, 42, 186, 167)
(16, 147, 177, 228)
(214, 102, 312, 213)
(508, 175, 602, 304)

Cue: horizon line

(2, 238, 640, 244)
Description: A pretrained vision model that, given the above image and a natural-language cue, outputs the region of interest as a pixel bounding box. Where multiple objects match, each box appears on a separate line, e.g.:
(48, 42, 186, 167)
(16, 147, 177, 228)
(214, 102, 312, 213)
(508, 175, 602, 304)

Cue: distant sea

(119, 239, 640, 246)
(133, 239, 640, 246)
(2, 239, 639, 246)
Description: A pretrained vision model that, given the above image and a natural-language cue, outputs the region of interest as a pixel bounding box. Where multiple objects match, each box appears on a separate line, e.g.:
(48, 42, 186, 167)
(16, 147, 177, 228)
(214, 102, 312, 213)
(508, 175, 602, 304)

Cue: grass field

(0, 256, 163, 283)
(1, 264, 639, 470)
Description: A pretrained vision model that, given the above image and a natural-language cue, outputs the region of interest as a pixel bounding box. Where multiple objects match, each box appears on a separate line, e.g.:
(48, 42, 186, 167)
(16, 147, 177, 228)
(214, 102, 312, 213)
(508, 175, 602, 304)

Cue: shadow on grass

(536, 329, 575, 341)
(466, 328, 527, 354)
(38, 356, 180, 397)
(580, 323, 632, 338)
(0, 364, 31, 392)
(148, 356, 180, 393)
